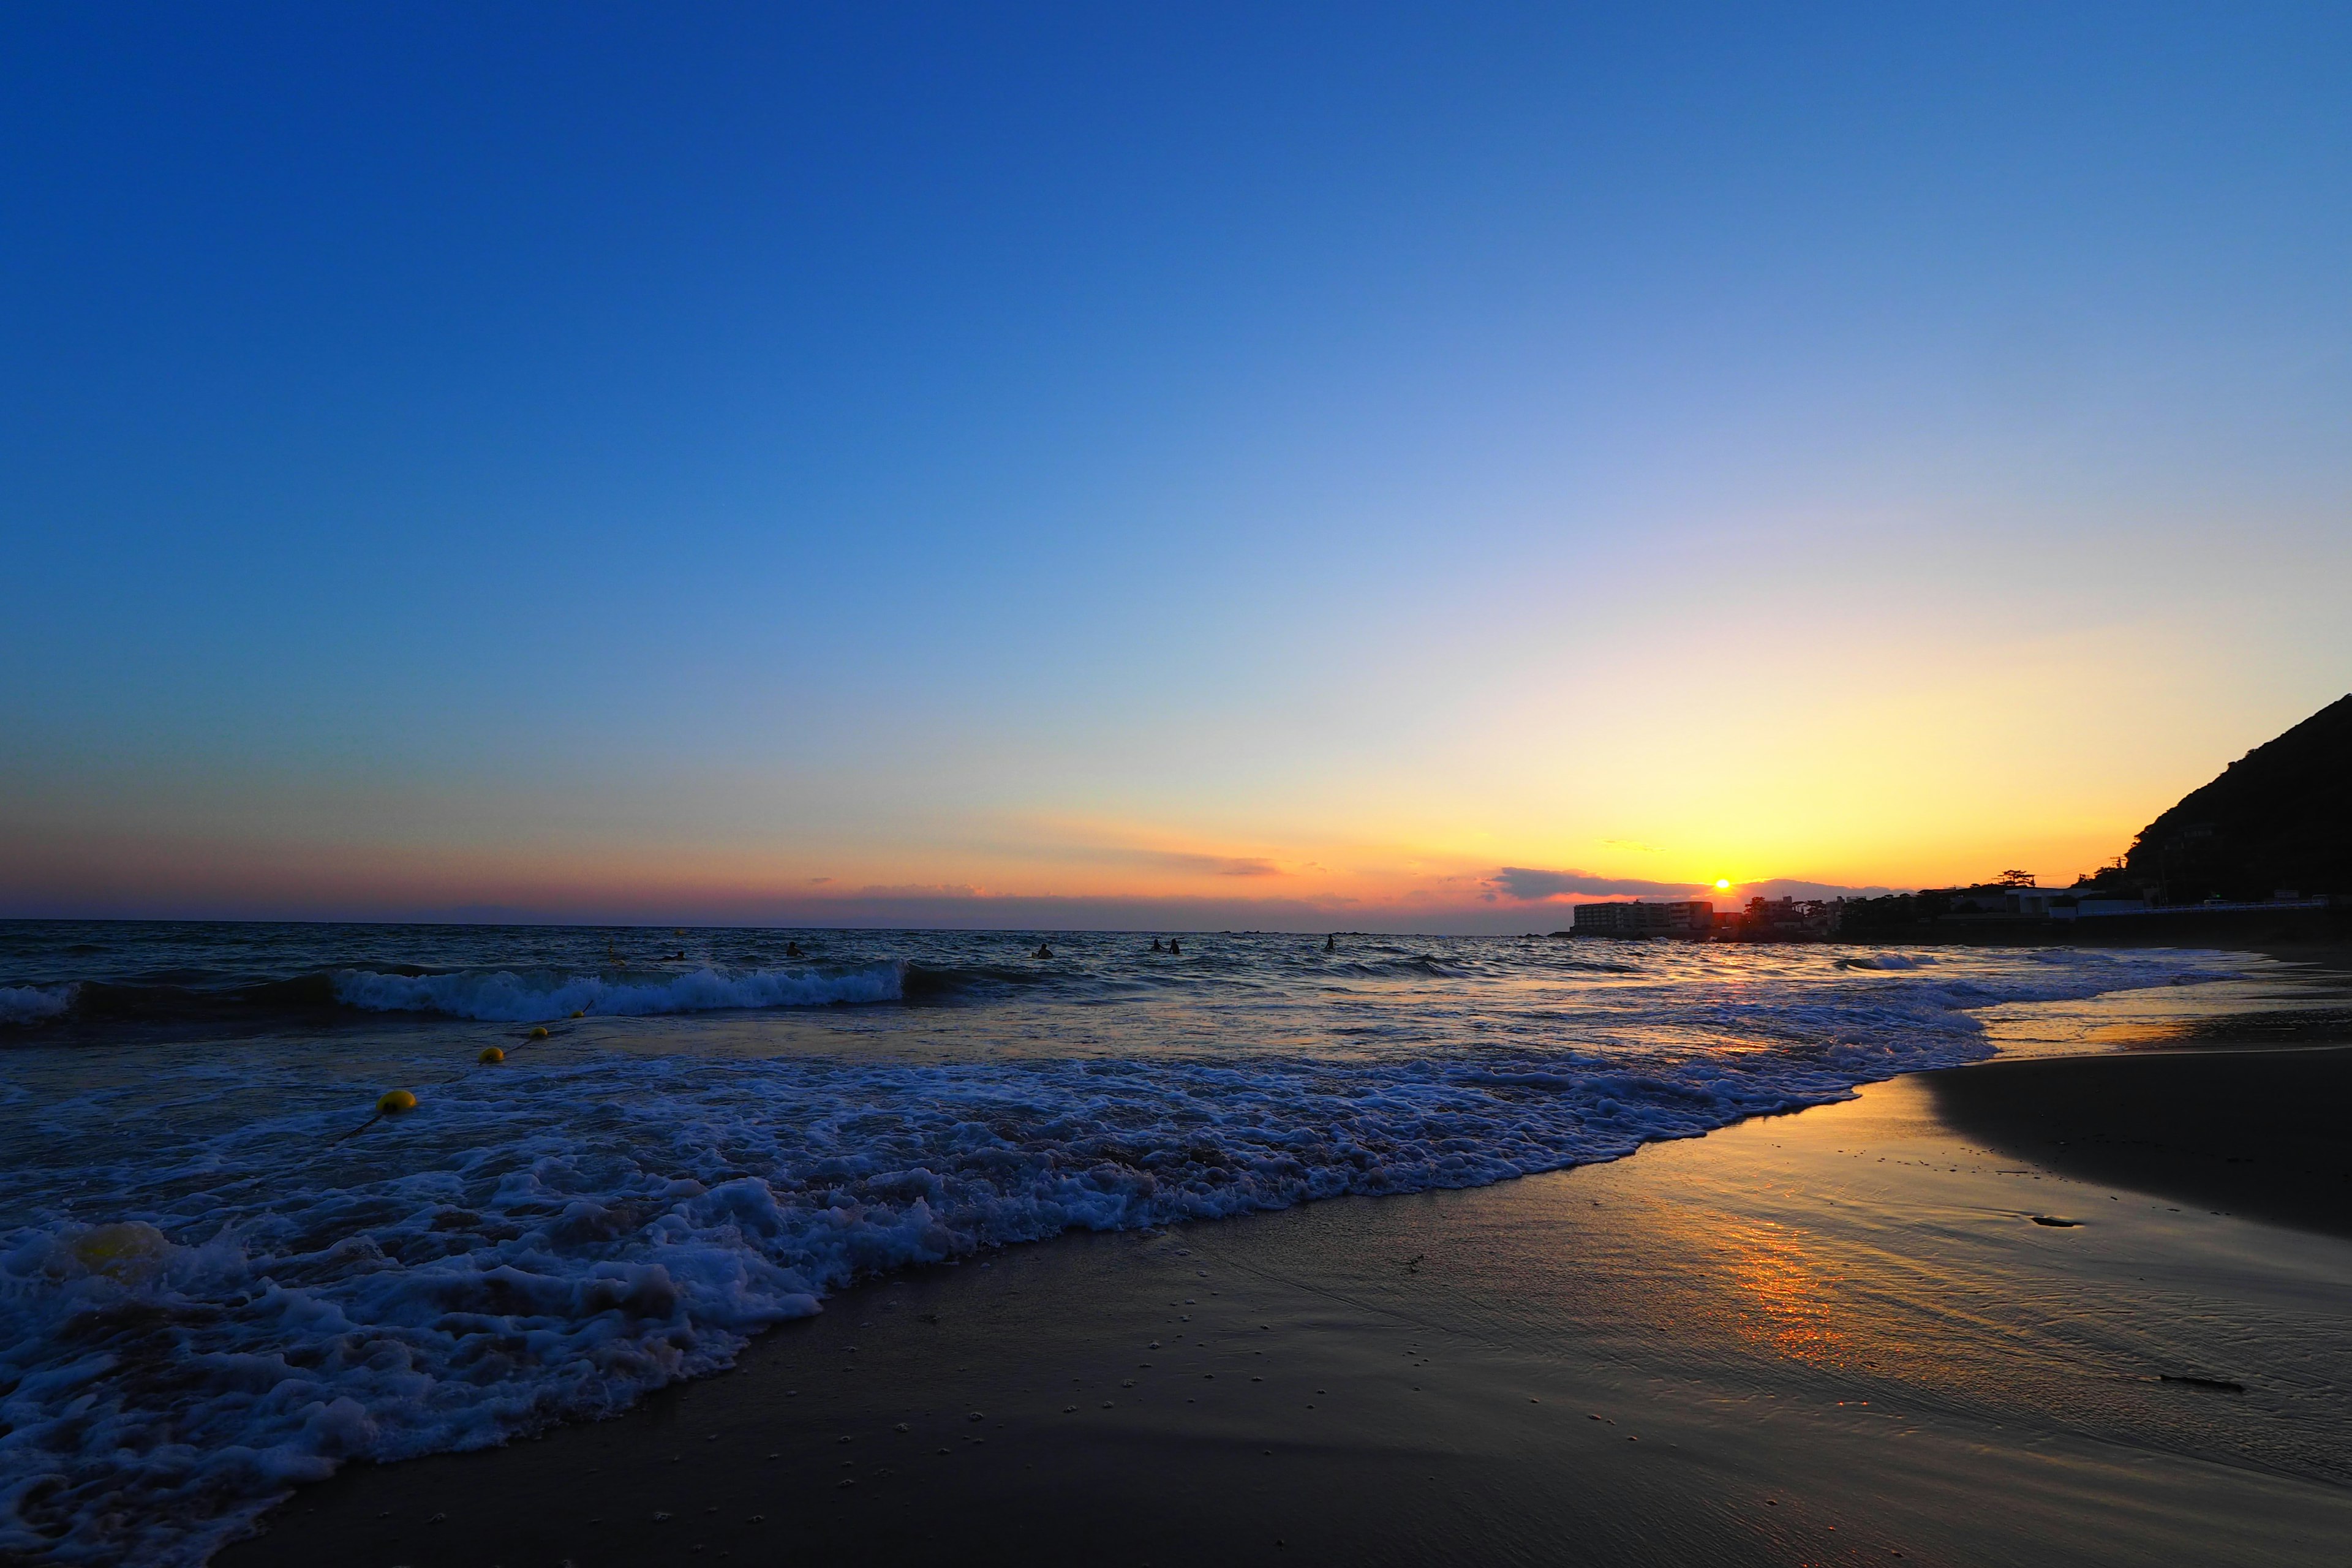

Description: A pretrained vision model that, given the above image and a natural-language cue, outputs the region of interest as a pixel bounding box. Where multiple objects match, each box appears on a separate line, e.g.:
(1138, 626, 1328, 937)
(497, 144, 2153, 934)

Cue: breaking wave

(332, 962, 907, 1022)
(0, 986, 73, 1027)
(0, 965, 914, 1036)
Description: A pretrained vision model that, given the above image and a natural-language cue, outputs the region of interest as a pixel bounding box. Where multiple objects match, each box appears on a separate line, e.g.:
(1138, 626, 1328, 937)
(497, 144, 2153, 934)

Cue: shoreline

(222, 1020, 2352, 1568)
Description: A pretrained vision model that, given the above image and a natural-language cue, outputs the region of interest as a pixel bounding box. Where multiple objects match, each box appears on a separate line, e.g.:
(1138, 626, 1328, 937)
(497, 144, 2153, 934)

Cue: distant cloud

(807, 876, 833, 884)
(1488, 867, 1708, 901)
(852, 882, 980, 899)
(1487, 867, 1903, 903)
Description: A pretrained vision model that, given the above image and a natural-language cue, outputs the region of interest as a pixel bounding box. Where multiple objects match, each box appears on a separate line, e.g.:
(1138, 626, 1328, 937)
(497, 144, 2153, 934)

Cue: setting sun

(1715, 878, 1733, 891)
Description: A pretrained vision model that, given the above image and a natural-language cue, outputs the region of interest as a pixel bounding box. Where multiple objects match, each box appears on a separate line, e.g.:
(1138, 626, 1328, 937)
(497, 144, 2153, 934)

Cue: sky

(3, 2, 2348, 933)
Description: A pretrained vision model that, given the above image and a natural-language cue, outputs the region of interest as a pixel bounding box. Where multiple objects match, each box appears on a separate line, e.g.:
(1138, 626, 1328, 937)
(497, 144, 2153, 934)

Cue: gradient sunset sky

(5, 4, 2348, 933)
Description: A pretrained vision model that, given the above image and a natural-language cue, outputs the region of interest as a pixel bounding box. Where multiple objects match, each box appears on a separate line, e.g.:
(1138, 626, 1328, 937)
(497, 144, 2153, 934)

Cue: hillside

(2122, 693, 2352, 900)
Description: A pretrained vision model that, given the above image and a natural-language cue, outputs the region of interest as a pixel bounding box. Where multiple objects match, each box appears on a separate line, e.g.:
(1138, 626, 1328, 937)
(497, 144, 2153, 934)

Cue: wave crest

(332, 963, 905, 1022)
(0, 984, 74, 1026)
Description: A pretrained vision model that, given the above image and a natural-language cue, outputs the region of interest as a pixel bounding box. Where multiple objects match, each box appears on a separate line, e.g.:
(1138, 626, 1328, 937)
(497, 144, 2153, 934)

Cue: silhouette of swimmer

(1150, 938, 1164, 952)
(785, 941, 805, 959)
(1326, 933, 1337, 952)
(1035, 942, 1055, 959)
(1168, 937, 1181, 956)
(605, 937, 625, 966)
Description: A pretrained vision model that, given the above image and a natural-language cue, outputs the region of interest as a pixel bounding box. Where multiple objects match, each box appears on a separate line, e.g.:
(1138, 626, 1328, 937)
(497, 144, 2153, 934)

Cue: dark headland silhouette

(2109, 692, 2351, 903)
(1852, 692, 2351, 942)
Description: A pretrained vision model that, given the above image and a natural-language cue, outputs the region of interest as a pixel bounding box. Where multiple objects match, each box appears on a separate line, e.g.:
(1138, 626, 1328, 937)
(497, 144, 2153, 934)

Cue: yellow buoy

(73, 1221, 171, 1282)
(570, 1010, 585, 1019)
(376, 1089, 417, 1115)
(529, 1025, 550, 1039)
(478, 1046, 505, 1065)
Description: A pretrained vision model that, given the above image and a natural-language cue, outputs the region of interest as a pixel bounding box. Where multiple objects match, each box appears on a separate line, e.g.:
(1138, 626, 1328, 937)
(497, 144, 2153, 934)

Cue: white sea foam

(0, 944, 2236, 1563)
(0, 986, 73, 1026)
(332, 962, 905, 1021)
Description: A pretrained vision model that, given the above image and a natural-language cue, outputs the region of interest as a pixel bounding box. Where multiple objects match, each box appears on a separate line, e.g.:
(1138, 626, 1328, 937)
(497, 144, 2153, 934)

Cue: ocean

(0, 920, 2242, 1564)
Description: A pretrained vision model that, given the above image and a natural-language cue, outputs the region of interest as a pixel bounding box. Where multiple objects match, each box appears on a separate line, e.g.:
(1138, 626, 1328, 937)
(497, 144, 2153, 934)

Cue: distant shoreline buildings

(1566, 883, 2343, 944)
(1566, 894, 1838, 941)
(1564, 899, 1714, 937)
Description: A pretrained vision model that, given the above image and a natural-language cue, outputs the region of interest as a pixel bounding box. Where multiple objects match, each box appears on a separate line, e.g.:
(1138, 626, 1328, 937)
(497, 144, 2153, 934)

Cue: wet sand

(222, 1047, 2352, 1568)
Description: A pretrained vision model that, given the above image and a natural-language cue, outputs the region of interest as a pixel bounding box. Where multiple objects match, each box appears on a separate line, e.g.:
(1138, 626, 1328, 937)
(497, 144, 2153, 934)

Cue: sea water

(0, 921, 2241, 1564)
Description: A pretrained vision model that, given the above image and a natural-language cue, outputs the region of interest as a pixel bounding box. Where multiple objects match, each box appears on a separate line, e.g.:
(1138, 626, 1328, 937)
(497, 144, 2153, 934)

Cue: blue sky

(4, 3, 2348, 930)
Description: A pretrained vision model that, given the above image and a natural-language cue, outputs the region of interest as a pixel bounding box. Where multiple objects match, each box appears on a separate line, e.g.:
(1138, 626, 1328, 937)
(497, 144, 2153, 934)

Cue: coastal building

(2054, 892, 2152, 919)
(1728, 896, 1837, 940)
(1945, 883, 2029, 914)
(2052, 894, 2334, 921)
(1934, 882, 2094, 920)
(1572, 900, 1714, 937)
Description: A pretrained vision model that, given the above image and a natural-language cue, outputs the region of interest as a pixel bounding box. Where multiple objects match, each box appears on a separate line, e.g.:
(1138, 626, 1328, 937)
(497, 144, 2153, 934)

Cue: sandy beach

(222, 997, 2352, 1567)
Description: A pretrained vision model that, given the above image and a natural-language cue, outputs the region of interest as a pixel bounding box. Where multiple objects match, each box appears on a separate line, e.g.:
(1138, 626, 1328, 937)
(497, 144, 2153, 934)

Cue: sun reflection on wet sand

(1716, 1220, 1851, 1367)
(1520, 1069, 2352, 1494)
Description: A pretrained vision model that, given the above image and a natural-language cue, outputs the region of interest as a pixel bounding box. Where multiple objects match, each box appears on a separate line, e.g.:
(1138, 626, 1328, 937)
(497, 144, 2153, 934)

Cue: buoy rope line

(332, 1012, 584, 1142)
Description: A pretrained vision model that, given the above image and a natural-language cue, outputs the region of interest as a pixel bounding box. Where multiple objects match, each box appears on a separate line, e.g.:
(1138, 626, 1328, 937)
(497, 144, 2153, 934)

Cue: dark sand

(223, 1033, 2352, 1568)
(1926, 1045, 2352, 1240)
(1947, 951, 2352, 1238)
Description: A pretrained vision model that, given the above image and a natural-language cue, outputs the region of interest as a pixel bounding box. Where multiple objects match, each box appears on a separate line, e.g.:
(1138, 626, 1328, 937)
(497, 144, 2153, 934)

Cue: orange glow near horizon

(0, 640, 2303, 928)
(0, 804, 2129, 930)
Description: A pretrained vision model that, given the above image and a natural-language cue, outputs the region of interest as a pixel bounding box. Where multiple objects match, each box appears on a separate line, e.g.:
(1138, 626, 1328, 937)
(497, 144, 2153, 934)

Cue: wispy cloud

(1023, 837, 1292, 878)
(1487, 867, 1708, 901)
(1133, 850, 1284, 878)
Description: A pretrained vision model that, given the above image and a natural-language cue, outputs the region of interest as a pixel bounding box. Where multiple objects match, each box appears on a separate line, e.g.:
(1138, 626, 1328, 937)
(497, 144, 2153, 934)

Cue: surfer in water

(1150, 938, 1164, 952)
(1325, 933, 1336, 952)
(1035, 941, 1054, 959)
(1168, 937, 1181, 956)
(785, 941, 804, 959)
